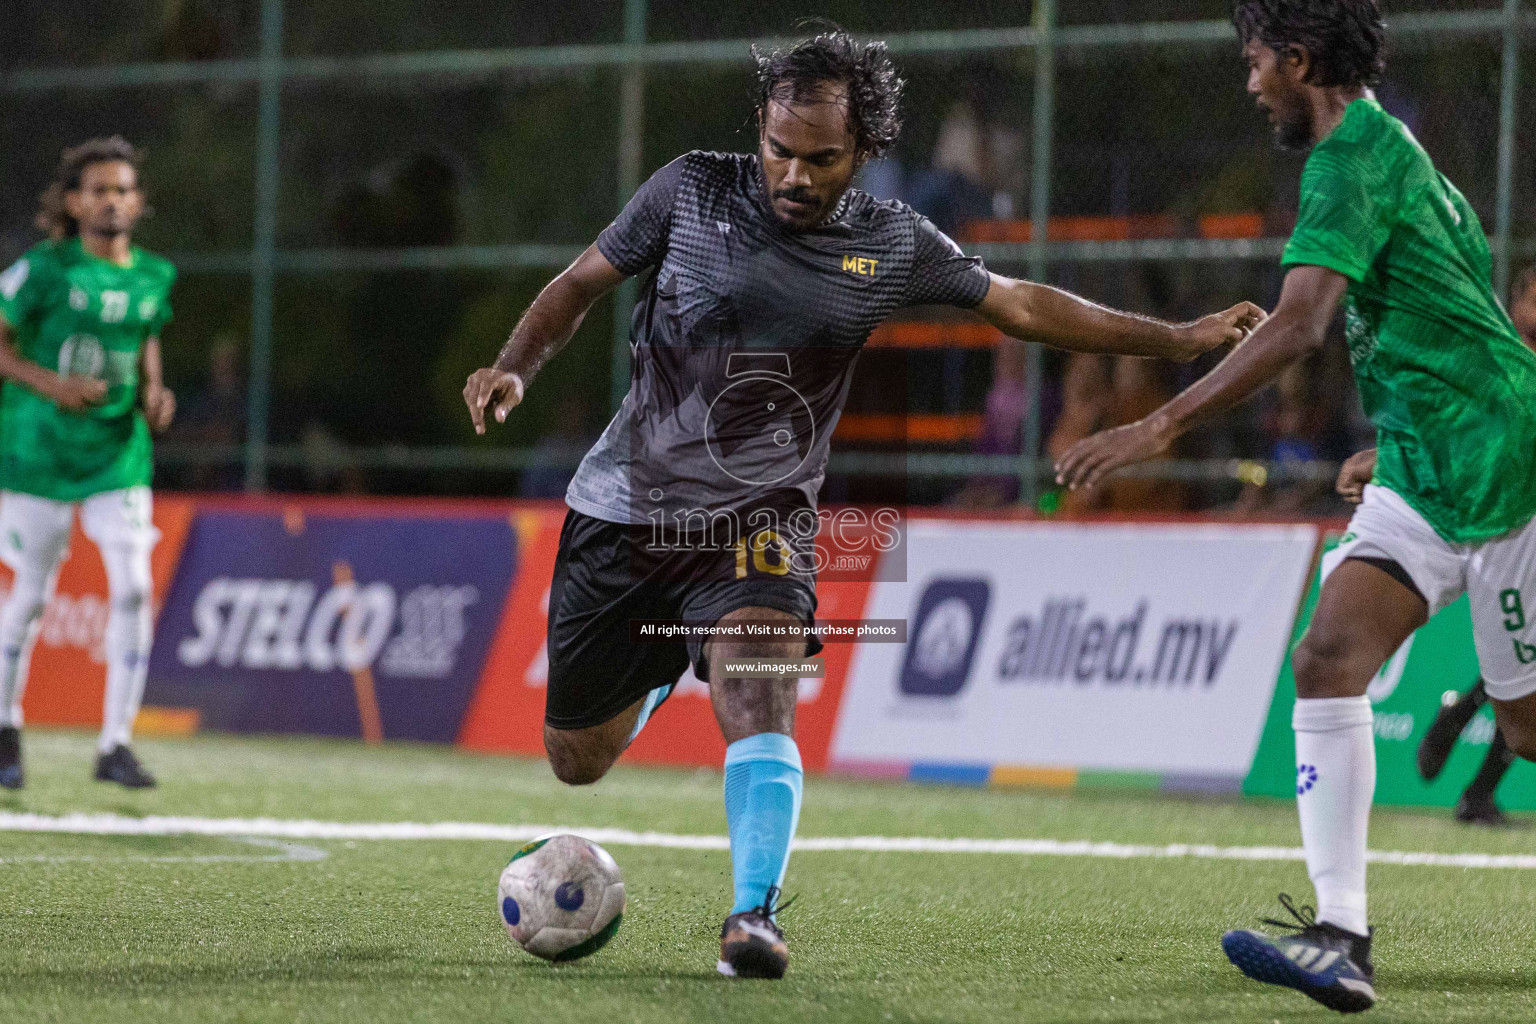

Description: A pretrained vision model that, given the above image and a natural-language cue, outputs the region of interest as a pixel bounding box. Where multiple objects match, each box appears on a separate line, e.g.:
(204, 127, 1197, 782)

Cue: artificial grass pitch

(1, 730, 1534, 1023)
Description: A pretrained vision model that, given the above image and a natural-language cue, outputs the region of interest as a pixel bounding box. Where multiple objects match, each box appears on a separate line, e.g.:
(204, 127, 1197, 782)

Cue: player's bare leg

(707, 605, 803, 980)
(706, 607, 800, 744)
(1491, 692, 1536, 764)
(1294, 558, 1427, 695)
(1224, 558, 1426, 1013)
(542, 696, 648, 786)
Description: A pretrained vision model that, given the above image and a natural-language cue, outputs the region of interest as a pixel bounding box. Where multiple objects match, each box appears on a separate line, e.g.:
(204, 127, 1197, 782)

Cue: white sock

(0, 566, 57, 729)
(98, 541, 153, 753)
(1293, 695, 1374, 936)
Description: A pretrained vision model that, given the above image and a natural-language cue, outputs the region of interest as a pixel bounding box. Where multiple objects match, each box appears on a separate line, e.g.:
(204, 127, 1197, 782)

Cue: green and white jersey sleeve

(0, 245, 64, 331)
(1283, 97, 1536, 544)
(1282, 137, 1394, 284)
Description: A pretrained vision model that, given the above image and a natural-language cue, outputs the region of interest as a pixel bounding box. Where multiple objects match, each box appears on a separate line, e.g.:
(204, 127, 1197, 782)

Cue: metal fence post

(1021, 0, 1055, 505)
(1494, 0, 1522, 300)
(244, 0, 283, 490)
(610, 0, 648, 413)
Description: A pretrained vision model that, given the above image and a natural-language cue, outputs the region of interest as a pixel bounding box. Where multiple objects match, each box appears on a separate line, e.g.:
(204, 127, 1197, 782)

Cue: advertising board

(830, 520, 1320, 786)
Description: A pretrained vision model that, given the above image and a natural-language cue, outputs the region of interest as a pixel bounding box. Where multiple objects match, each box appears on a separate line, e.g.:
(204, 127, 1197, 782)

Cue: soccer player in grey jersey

(464, 29, 1262, 979)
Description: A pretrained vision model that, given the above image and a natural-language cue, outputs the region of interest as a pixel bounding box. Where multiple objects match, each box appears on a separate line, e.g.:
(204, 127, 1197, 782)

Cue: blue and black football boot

(1222, 894, 1375, 1013)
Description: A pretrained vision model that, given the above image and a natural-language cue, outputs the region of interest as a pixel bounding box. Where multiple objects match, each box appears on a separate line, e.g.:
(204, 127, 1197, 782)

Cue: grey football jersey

(566, 151, 991, 526)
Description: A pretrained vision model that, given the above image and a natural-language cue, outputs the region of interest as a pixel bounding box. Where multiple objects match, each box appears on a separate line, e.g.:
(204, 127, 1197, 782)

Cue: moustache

(774, 189, 817, 206)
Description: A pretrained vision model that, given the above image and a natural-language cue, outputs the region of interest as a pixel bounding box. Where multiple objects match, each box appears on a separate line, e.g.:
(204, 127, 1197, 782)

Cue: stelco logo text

(177, 576, 477, 678)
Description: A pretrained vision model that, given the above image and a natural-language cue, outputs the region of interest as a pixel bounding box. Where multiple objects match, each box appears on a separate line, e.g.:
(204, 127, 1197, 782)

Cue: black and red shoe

(0, 726, 22, 790)
(1417, 680, 1486, 781)
(94, 744, 156, 789)
(717, 888, 792, 979)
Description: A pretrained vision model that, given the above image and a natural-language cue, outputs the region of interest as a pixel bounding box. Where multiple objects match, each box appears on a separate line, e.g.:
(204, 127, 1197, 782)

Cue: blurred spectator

(1376, 82, 1424, 140)
(1231, 339, 1356, 517)
(905, 101, 996, 238)
(1101, 356, 1186, 512)
(855, 156, 906, 203)
(328, 149, 467, 446)
(1043, 353, 1112, 513)
(332, 150, 461, 249)
(301, 421, 367, 494)
(1232, 358, 1329, 516)
(158, 0, 247, 61)
(520, 392, 591, 499)
(1042, 354, 1185, 513)
(169, 332, 246, 491)
(950, 338, 1031, 507)
(1510, 264, 1536, 349)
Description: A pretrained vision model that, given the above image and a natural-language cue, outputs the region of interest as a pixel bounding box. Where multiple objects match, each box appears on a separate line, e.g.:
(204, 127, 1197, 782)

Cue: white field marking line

(0, 834, 327, 865)
(1, 812, 1533, 870)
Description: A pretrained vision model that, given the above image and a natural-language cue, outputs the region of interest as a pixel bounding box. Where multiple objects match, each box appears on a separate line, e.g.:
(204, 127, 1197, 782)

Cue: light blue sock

(625, 683, 675, 746)
(723, 732, 803, 915)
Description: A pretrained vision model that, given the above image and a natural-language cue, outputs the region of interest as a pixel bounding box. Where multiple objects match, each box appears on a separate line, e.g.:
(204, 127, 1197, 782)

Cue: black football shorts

(543, 508, 821, 730)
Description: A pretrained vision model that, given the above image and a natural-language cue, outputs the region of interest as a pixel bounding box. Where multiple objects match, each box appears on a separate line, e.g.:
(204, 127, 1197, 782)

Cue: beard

(771, 187, 825, 230)
(756, 157, 852, 231)
(1271, 103, 1314, 152)
(84, 213, 131, 237)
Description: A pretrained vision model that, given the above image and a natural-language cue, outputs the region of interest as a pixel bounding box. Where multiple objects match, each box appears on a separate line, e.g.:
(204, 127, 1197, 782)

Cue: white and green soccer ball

(498, 834, 625, 961)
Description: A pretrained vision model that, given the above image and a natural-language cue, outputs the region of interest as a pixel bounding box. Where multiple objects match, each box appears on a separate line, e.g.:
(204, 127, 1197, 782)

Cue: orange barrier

(1198, 212, 1267, 239)
(864, 322, 1005, 349)
(833, 412, 986, 444)
(960, 212, 1268, 244)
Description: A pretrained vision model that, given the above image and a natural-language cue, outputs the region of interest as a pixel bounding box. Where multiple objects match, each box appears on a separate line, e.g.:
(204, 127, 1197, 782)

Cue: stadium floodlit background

(5, 0, 1533, 510)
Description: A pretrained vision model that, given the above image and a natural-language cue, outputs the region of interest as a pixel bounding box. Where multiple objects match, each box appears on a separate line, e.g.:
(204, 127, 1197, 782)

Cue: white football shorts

(1321, 484, 1536, 702)
(0, 486, 159, 577)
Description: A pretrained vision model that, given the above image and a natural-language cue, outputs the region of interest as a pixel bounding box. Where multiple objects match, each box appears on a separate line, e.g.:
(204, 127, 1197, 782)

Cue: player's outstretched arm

(1054, 264, 1347, 490)
(464, 245, 627, 434)
(974, 273, 1265, 362)
(0, 317, 107, 412)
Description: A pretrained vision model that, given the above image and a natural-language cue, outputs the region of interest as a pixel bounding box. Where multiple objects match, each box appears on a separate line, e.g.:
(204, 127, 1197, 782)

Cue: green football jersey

(1283, 97, 1536, 543)
(0, 236, 175, 502)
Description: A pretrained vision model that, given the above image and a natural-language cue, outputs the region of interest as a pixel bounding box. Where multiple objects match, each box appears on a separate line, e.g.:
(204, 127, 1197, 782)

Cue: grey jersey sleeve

(901, 214, 992, 309)
(595, 155, 687, 276)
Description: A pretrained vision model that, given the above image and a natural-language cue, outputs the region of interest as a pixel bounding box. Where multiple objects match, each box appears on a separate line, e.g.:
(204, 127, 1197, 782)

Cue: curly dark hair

(1233, 0, 1386, 88)
(752, 27, 905, 158)
(35, 135, 143, 239)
